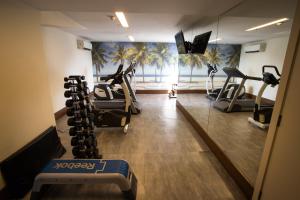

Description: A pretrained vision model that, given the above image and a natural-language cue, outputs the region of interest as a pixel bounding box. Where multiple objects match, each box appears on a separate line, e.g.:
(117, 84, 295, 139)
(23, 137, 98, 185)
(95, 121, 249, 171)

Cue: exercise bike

(206, 64, 245, 100)
(248, 65, 281, 129)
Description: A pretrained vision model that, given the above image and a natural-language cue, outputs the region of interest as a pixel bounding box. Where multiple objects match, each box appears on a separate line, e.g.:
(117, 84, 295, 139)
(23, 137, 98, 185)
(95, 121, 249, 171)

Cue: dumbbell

(85, 147, 99, 158)
(69, 126, 82, 136)
(64, 81, 87, 90)
(67, 117, 90, 127)
(72, 146, 87, 158)
(66, 108, 88, 117)
(64, 76, 85, 83)
(71, 136, 85, 146)
(65, 99, 87, 108)
(64, 90, 85, 100)
(69, 127, 95, 137)
(84, 135, 97, 147)
(82, 87, 90, 96)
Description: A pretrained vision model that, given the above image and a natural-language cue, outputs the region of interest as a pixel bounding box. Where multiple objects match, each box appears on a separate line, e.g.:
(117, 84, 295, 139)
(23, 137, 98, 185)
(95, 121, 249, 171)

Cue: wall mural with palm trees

(91, 42, 241, 89)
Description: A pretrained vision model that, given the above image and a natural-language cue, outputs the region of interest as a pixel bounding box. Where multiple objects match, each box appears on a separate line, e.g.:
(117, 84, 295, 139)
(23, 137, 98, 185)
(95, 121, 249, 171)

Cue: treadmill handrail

(222, 67, 246, 79)
(223, 67, 262, 81)
(245, 75, 262, 81)
(124, 62, 137, 75)
(101, 64, 124, 82)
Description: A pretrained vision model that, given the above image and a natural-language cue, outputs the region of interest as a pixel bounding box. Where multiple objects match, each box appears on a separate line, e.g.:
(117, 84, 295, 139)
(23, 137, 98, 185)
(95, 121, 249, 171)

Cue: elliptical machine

(248, 65, 281, 129)
(206, 64, 245, 100)
(94, 62, 141, 114)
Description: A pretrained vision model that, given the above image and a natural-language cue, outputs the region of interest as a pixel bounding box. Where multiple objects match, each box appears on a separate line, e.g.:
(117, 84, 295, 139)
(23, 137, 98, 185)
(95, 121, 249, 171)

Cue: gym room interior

(1, 0, 300, 199)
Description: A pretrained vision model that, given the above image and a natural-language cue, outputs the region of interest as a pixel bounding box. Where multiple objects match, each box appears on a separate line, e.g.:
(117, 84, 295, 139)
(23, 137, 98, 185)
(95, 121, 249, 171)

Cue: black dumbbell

(64, 82, 87, 90)
(65, 99, 87, 108)
(64, 90, 85, 100)
(66, 108, 88, 117)
(71, 136, 85, 146)
(72, 146, 87, 158)
(85, 104, 93, 112)
(67, 117, 89, 127)
(85, 147, 98, 158)
(69, 126, 82, 136)
(84, 135, 97, 147)
(64, 76, 85, 83)
(82, 87, 90, 96)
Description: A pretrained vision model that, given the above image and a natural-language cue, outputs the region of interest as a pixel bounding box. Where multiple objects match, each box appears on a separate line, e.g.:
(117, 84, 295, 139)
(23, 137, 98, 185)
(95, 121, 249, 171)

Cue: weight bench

(30, 159, 137, 200)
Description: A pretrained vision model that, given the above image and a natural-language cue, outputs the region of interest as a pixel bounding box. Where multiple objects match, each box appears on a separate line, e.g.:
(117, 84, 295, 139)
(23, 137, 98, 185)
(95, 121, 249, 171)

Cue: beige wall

(0, 1, 55, 188)
(261, 42, 300, 198)
(42, 27, 94, 112)
(239, 36, 289, 100)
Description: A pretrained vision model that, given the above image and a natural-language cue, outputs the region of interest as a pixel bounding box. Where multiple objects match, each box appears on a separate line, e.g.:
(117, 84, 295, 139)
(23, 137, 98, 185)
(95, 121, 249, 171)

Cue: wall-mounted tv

(175, 30, 212, 54)
(175, 31, 187, 54)
(191, 31, 212, 54)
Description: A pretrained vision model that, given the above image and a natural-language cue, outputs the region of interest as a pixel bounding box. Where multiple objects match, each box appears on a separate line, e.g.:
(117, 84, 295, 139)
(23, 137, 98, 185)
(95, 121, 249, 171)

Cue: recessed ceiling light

(209, 38, 222, 43)
(128, 35, 135, 42)
(246, 18, 289, 31)
(115, 12, 129, 28)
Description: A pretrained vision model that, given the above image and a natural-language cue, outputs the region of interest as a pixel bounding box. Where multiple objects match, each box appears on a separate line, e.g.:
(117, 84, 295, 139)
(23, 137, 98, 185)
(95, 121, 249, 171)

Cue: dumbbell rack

(64, 75, 101, 159)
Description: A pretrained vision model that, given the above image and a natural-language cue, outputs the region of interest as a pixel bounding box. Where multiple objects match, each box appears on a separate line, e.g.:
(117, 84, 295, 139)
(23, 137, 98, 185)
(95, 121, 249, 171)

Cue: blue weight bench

(30, 159, 137, 200)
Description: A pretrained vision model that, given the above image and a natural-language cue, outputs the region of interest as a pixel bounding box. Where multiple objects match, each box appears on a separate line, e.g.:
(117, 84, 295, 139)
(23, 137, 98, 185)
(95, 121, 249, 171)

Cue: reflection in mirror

(176, 16, 219, 132)
(176, 0, 297, 197)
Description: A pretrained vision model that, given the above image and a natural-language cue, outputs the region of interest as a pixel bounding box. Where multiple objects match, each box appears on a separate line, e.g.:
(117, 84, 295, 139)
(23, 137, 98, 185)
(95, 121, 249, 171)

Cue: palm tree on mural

(91, 42, 108, 82)
(178, 54, 189, 83)
(226, 45, 241, 68)
(187, 54, 207, 83)
(205, 47, 221, 67)
(126, 43, 150, 82)
(148, 53, 162, 82)
(111, 44, 127, 65)
(151, 43, 171, 82)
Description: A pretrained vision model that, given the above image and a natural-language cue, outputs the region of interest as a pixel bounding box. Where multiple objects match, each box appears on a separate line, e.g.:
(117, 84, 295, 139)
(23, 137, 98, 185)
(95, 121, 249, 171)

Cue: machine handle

(124, 62, 137, 75)
(262, 65, 281, 77)
(102, 64, 124, 82)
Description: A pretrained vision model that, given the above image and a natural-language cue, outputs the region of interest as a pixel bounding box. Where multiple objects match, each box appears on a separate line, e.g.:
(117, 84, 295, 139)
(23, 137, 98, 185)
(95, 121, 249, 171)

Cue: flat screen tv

(191, 31, 212, 54)
(175, 31, 187, 54)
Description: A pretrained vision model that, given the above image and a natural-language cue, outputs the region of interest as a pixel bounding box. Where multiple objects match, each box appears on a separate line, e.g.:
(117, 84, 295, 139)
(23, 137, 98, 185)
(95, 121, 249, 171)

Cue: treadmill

(213, 67, 262, 112)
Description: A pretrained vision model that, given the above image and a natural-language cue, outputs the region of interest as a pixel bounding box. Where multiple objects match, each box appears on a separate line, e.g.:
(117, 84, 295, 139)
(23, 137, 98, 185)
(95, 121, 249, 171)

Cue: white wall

(239, 36, 289, 100)
(42, 27, 94, 113)
(0, 1, 55, 188)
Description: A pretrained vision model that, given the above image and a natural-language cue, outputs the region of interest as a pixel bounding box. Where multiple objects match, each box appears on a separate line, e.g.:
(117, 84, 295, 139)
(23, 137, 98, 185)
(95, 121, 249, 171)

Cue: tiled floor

(40, 94, 245, 200)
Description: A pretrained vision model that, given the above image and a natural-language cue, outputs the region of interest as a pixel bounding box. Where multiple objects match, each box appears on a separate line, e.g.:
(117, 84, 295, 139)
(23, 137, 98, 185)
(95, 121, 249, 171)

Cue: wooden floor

(38, 94, 246, 200)
(177, 94, 267, 186)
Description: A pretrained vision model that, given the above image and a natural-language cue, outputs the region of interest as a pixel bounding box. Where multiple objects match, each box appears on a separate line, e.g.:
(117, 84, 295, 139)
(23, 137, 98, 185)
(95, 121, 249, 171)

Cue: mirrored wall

(177, 0, 297, 195)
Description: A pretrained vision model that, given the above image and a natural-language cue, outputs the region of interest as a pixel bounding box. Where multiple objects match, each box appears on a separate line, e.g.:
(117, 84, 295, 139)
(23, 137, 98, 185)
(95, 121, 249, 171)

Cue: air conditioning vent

(77, 40, 92, 51)
(244, 43, 266, 53)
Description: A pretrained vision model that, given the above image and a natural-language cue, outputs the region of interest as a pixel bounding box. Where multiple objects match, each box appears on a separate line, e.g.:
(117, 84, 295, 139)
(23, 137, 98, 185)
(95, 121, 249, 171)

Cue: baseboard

(177, 89, 206, 94)
(176, 100, 253, 199)
(54, 107, 67, 120)
(136, 89, 206, 94)
(136, 90, 169, 94)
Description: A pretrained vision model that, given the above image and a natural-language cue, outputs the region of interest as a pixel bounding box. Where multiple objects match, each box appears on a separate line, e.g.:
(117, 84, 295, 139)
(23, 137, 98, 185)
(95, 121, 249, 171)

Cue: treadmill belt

(213, 99, 255, 112)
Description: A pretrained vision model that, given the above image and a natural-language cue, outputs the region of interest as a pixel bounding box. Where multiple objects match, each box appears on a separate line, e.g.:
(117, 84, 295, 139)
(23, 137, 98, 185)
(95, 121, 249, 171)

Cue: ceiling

(21, 0, 297, 43)
(184, 0, 297, 44)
